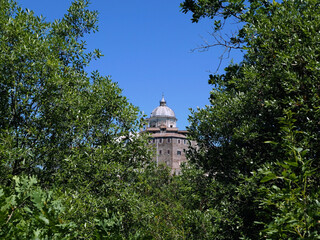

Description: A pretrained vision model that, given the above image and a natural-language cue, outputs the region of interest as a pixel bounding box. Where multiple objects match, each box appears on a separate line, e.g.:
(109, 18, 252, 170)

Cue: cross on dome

(160, 95, 166, 106)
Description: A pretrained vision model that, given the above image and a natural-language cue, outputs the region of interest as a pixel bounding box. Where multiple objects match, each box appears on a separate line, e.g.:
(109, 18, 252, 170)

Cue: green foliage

(182, 0, 320, 238)
(180, 0, 246, 24)
(257, 112, 320, 239)
(0, 0, 155, 238)
(0, 175, 76, 239)
(0, 0, 150, 185)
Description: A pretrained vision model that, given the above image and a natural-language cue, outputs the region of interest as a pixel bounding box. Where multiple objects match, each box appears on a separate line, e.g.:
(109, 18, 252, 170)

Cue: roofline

(148, 116, 177, 120)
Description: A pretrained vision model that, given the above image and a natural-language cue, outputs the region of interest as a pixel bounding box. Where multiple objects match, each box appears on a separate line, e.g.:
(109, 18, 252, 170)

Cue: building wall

(171, 138, 188, 174)
(149, 136, 192, 174)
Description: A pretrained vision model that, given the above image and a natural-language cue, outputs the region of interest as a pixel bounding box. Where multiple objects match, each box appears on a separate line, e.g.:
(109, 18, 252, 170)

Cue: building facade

(142, 96, 194, 174)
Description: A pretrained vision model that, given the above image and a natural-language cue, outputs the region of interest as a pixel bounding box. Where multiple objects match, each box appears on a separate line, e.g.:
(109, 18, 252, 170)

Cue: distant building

(142, 96, 195, 174)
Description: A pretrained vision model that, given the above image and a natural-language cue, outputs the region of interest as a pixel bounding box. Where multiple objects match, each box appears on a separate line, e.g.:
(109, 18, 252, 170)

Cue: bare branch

(190, 27, 244, 72)
(6, 206, 17, 224)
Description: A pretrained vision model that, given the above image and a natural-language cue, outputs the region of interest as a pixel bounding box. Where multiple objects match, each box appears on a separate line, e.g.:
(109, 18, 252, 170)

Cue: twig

(6, 206, 17, 224)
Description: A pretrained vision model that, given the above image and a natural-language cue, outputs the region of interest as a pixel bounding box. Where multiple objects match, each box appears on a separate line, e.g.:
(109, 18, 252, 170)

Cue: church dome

(150, 96, 176, 119)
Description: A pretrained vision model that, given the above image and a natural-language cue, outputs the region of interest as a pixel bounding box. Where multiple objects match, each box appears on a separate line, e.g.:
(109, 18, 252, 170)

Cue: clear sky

(18, 0, 243, 129)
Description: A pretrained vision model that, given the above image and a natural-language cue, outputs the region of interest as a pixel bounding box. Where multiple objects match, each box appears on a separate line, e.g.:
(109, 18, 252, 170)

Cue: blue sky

(18, 0, 243, 129)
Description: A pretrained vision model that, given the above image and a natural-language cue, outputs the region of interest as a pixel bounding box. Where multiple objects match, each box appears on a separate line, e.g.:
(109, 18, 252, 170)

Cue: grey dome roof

(150, 96, 176, 119)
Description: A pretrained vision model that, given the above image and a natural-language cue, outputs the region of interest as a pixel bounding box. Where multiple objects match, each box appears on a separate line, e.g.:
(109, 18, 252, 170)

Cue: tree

(0, 0, 154, 238)
(0, 0, 150, 185)
(181, 0, 320, 238)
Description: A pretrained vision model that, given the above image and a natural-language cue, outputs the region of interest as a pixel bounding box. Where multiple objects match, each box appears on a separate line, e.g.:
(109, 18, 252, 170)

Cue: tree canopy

(182, 0, 320, 238)
(0, 0, 154, 238)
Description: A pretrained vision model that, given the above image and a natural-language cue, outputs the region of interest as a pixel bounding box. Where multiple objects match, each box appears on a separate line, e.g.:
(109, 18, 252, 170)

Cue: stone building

(142, 96, 195, 174)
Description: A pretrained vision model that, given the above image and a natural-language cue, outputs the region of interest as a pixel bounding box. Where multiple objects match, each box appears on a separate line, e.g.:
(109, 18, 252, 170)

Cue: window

(167, 138, 171, 143)
(177, 151, 181, 155)
(184, 140, 186, 144)
(159, 150, 162, 155)
(168, 150, 170, 155)
(170, 125, 173, 128)
(178, 139, 181, 144)
(153, 139, 156, 143)
(159, 139, 163, 143)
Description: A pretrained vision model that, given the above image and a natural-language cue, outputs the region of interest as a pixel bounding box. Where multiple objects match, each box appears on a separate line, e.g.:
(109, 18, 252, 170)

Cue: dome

(150, 96, 176, 119)
(151, 106, 176, 118)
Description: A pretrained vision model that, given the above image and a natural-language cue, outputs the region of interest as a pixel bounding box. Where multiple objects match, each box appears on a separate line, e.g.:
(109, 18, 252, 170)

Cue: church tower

(143, 96, 194, 174)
